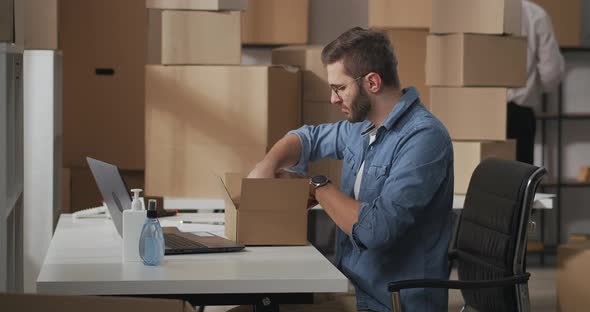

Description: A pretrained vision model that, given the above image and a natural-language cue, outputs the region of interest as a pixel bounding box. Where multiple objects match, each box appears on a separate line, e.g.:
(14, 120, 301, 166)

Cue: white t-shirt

(354, 131, 377, 200)
(507, 0, 565, 109)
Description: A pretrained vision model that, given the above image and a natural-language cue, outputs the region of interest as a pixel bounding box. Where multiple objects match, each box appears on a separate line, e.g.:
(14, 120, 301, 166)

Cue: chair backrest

(450, 158, 546, 312)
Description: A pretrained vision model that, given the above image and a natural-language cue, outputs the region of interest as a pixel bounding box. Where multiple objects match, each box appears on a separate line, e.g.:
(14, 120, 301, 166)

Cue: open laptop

(86, 157, 245, 255)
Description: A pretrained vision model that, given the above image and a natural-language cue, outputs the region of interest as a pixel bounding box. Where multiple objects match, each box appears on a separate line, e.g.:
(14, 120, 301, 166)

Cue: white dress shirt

(507, 0, 565, 108)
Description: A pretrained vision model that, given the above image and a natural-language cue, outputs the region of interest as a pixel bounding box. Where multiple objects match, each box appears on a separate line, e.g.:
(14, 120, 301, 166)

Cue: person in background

(248, 27, 454, 311)
(507, 0, 565, 164)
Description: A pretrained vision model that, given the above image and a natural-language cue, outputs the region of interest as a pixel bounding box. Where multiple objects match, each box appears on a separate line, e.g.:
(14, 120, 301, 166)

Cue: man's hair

(321, 27, 401, 89)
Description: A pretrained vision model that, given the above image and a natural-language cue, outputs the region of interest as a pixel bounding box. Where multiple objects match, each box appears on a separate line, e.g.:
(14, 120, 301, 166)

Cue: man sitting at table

(247, 27, 454, 312)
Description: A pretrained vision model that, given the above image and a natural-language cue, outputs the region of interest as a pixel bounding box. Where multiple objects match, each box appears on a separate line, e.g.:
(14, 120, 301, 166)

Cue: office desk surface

(36, 214, 348, 296)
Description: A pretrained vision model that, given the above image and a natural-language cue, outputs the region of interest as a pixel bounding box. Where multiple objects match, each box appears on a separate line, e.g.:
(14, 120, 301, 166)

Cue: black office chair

(388, 158, 547, 312)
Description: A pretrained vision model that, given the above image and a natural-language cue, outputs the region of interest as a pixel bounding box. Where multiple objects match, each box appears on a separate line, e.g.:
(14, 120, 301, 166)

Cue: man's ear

(365, 72, 382, 94)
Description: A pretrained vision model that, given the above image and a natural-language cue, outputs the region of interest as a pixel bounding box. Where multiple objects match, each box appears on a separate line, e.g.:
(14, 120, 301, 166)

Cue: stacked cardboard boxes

(59, 0, 148, 211)
(368, 0, 431, 108)
(427, 0, 525, 194)
(145, 1, 308, 246)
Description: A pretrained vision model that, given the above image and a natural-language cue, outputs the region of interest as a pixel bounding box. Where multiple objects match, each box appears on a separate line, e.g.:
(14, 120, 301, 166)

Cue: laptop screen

(86, 157, 132, 237)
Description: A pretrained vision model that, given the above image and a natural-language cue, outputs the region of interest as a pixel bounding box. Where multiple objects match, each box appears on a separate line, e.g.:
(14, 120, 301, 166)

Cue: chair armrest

(387, 273, 530, 292)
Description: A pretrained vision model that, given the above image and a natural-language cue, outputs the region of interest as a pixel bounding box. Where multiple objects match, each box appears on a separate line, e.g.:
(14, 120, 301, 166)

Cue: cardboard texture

(65, 167, 144, 213)
(146, 0, 247, 11)
(368, 0, 430, 29)
(145, 65, 300, 198)
(0, 0, 14, 42)
(148, 10, 241, 65)
(24, 0, 58, 49)
(431, 0, 522, 35)
(557, 242, 590, 311)
(532, 0, 582, 47)
(426, 34, 527, 87)
(272, 45, 328, 101)
(241, 0, 309, 45)
(60, 0, 147, 169)
(221, 175, 309, 246)
(453, 140, 516, 194)
(145, 142, 266, 198)
(430, 87, 508, 140)
(385, 29, 430, 108)
(0, 293, 196, 312)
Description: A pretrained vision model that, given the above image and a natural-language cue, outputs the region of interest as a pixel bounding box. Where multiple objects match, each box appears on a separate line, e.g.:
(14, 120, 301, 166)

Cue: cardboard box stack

(368, 0, 431, 108)
(144, 0, 302, 200)
(59, 0, 148, 211)
(427, 0, 525, 194)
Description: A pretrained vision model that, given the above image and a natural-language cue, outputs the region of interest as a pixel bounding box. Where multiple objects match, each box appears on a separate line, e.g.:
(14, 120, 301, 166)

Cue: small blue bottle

(139, 199, 164, 266)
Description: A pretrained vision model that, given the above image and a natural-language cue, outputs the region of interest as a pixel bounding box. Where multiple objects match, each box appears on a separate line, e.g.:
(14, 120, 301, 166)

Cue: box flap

(224, 172, 245, 204)
(239, 178, 309, 212)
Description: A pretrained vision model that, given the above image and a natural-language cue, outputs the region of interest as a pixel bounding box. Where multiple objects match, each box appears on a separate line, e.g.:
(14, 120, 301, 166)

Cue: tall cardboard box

(431, 0, 521, 35)
(430, 87, 508, 141)
(241, 0, 309, 45)
(368, 0, 431, 29)
(220, 175, 309, 245)
(146, 0, 248, 11)
(272, 45, 328, 102)
(0, 293, 196, 312)
(60, 0, 147, 169)
(453, 140, 516, 194)
(148, 10, 241, 65)
(145, 65, 301, 198)
(426, 34, 527, 87)
(24, 0, 58, 49)
(385, 29, 430, 107)
(557, 242, 590, 311)
(532, 0, 582, 47)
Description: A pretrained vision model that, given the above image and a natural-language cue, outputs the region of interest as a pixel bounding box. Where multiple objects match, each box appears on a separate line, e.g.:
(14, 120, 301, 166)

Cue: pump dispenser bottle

(123, 189, 147, 262)
(139, 199, 165, 266)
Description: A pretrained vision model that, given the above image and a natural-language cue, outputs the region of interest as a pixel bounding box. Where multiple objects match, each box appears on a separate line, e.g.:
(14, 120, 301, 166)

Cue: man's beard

(348, 84, 372, 123)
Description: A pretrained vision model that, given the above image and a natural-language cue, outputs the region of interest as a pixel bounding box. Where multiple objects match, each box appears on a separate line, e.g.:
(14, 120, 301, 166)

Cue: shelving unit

(535, 47, 590, 264)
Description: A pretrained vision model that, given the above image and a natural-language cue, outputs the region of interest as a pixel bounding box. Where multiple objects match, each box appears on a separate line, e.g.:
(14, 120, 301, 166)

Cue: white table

(36, 213, 348, 311)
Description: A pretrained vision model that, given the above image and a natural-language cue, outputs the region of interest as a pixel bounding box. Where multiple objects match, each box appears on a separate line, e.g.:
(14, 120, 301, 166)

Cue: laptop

(86, 157, 245, 255)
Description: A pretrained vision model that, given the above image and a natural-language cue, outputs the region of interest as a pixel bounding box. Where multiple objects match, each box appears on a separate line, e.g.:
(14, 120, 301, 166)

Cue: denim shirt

(288, 87, 454, 312)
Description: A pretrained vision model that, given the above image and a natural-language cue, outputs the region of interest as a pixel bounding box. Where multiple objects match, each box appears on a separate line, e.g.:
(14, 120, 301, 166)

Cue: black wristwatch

(310, 175, 331, 190)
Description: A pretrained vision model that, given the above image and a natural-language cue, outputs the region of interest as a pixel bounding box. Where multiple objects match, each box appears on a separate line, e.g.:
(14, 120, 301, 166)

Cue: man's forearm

(259, 134, 302, 171)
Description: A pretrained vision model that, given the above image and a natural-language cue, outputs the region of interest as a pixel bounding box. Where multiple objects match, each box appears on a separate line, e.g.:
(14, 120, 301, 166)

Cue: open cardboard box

(218, 173, 310, 246)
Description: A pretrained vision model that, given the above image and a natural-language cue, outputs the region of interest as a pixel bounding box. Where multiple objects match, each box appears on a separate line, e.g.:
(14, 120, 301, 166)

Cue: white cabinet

(23, 50, 63, 293)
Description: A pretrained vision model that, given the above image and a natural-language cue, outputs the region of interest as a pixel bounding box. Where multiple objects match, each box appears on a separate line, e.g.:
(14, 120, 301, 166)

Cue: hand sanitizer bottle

(123, 189, 147, 262)
(139, 199, 165, 266)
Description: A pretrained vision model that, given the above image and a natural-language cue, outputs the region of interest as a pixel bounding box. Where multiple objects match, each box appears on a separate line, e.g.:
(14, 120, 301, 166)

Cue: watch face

(311, 175, 328, 186)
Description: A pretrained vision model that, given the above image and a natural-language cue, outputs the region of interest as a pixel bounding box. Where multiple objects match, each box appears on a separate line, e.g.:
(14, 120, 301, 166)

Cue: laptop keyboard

(164, 233, 206, 249)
